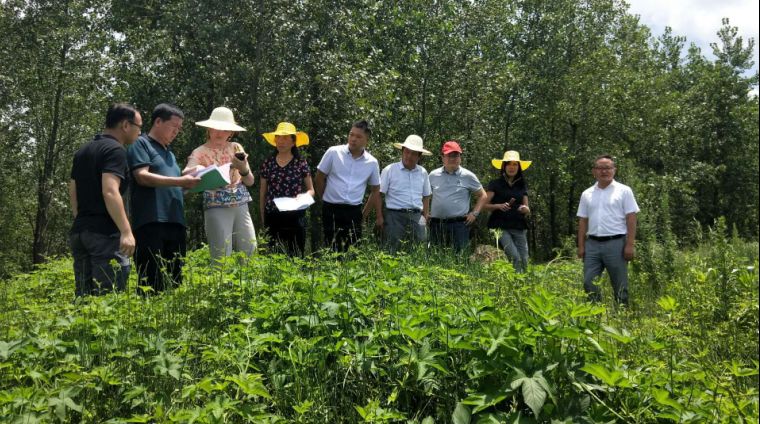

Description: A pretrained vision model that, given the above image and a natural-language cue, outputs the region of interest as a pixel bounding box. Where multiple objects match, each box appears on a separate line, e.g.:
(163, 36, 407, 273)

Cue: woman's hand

(231, 152, 249, 172)
(518, 205, 530, 215)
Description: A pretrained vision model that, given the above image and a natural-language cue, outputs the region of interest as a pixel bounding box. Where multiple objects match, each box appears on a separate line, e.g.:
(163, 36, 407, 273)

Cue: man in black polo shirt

(68, 103, 141, 297)
(128, 104, 199, 293)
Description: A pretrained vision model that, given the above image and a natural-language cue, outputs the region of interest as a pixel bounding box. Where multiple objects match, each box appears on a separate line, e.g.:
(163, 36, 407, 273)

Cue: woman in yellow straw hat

(184, 106, 257, 261)
(483, 150, 532, 273)
(259, 122, 314, 256)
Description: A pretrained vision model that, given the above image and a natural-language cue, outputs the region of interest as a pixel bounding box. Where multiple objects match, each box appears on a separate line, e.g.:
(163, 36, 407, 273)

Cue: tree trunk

(32, 39, 69, 264)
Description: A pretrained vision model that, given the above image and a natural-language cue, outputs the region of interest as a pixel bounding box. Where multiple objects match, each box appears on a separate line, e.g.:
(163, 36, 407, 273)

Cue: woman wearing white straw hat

(184, 107, 257, 261)
(483, 151, 532, 273)
(259, 122, 314, 256)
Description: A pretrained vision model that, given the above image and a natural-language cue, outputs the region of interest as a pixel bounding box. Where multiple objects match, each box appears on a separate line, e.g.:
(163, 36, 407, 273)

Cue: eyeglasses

(127, 120, 142, 129)
(593, 166, 615, 171)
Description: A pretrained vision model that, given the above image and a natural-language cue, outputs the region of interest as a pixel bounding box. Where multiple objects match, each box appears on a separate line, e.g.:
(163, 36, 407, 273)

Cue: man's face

(347, 126, 368, 153)
(153, 115, 183, 146)
(125, 112, 143, 144)
(401, 148, 421, 169)
(592, 158, 616, 185)
(442, 152, 461, 171)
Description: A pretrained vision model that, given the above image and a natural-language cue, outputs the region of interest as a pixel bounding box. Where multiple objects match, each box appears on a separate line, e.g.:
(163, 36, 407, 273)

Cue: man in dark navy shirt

(68, 103, 142, 296)
(128, 104, 199, 293)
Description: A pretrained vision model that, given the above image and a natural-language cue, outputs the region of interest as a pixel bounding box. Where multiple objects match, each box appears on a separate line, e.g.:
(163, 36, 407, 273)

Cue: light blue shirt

(429, 166, 483, 218)
(317, 145, 380, 205)
(380, 162, 432, 210)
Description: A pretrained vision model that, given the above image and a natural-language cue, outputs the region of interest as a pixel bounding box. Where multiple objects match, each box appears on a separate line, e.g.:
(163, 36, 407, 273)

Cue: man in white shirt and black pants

(577, 155, 639, 305)
(315, 120, 382, 252)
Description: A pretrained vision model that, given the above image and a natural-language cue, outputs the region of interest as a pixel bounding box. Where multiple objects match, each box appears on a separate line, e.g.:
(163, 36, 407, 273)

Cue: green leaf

(452, 402, 471, 424)
(518, 377, 546, 418)
(656, 295, 678, 311)
(581, 364, 631, 388)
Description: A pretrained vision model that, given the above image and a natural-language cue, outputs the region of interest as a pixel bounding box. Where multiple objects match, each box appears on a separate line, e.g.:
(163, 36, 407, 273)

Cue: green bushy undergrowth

(0, 235, 757, 423)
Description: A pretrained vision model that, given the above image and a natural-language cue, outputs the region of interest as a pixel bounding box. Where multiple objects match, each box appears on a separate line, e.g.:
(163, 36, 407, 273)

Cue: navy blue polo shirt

(127, 134, 186, 230)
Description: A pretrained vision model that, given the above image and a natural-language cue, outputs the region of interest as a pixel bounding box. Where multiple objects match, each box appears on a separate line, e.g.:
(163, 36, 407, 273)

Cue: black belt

(386, 208, 421, 213)
(323, 201, 361, 210)
(588, 234, 625, 242)
(430, 216, 466, 223)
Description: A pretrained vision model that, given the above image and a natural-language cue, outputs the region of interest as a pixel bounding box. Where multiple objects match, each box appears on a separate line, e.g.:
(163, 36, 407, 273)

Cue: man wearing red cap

(428, 141, 487, 253)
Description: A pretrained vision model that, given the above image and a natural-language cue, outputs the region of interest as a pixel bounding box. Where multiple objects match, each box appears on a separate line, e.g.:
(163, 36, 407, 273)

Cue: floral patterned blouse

(259, 155, 310, 213)
(187, 142, 252, 209)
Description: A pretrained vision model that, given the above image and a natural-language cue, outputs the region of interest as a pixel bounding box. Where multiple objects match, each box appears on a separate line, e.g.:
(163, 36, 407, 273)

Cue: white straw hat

(195, 107, 247, 132)
(393, 134, 432, 156)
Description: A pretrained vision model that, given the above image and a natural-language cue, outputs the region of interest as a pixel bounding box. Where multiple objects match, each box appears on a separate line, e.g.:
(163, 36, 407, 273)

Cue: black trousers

(265, 210, 306, 257)
(322, 202, 363, 252)
(134, 222, 186, 294)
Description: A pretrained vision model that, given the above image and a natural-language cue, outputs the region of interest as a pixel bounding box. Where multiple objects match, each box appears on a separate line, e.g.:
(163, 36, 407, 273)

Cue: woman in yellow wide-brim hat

(258, 122, 314, 257)
(184, 106, 257, 262)
(483, 150, 532, 273)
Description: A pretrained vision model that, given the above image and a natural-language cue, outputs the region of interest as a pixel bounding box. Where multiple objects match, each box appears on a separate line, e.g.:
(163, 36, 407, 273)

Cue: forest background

(0, 0, 758, 278)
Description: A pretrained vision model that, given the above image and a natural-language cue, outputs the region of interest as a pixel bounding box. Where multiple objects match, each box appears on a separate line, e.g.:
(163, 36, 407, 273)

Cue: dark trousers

(265, 211, 306, 257)
(134, 223, 186, 294)
(429, 218, 470, 253)
(322, 202, 362, 252)
(70, 230, 130, 297)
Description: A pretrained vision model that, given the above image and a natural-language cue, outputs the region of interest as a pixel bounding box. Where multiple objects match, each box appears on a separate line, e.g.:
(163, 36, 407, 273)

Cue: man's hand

(120, 231, 136, 257)
(179, 174, 201, 189)
(465, 212, 477, 225)
(375, 215, 384, 232)
(623, 244, 635, 261)
(577, 246, 585, 259)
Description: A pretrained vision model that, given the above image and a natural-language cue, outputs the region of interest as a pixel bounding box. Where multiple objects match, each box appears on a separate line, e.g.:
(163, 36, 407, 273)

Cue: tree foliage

(1, 0, 757, 274)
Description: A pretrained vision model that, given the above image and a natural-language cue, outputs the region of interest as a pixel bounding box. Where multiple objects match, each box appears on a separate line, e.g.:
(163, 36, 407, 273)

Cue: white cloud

(626, 0, 759, 71)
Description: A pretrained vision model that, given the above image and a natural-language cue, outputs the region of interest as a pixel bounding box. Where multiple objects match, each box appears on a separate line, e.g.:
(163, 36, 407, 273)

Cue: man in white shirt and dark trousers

(577, 155, 639, 305)
(315, 120, 382, 252)
(380, 135, 432, 253)
(428, 141, 487, 253)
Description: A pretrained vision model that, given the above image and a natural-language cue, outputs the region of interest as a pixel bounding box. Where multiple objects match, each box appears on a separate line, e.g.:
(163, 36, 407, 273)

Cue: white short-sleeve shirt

(577, 180, 639, 236)
(317, 145, 380, 205)
(380, 162, 432, 210)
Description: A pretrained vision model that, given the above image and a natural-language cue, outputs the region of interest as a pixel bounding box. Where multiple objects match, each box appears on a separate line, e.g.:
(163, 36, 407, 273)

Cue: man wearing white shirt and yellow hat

(379, 134, 432, 252)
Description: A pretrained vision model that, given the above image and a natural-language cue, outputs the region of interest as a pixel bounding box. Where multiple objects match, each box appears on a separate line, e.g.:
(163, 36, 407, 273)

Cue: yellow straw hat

(263, 122, 309, 147)
(491, 150, 532, 171)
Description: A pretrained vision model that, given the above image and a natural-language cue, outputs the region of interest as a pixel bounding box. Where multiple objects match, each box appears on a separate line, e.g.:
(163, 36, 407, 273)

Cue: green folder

(188, 164, 231, 193)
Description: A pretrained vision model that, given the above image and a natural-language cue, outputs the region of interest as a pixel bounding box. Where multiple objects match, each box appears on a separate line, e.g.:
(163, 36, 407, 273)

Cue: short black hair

(352, 120, 372, 137)
(151, 103, 184, 126)
(594, 154, 616, 167)
(105, 103, 138, 129)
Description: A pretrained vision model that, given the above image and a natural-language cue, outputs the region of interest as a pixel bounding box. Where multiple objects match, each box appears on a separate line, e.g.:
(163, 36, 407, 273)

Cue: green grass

(0, 238, 757, 423)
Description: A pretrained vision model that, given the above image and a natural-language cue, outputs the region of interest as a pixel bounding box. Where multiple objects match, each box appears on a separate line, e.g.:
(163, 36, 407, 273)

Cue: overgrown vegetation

(1, 226, 757, 422)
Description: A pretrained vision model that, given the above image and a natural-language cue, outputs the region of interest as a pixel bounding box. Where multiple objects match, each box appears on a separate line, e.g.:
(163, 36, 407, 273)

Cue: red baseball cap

(441, 140, 462, 155)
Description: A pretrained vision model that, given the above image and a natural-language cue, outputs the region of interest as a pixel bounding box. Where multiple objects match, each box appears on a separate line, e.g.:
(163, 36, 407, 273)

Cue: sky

(626, 0, 759, 81)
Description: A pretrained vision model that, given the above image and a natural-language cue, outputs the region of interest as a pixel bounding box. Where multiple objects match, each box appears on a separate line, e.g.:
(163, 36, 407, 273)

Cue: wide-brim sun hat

(492, 150, 532, 171)
(393, 134, 432, 156)
(195, 106, 247, 132)
(263, 122, 309, 147)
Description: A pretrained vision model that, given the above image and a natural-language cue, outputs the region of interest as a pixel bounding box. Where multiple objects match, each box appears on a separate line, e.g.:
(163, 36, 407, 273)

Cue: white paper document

(273, 193, 315, 211)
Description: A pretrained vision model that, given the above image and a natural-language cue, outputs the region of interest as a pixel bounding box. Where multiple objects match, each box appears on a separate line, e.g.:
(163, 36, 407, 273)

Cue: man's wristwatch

(470, 211, 480, 217)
